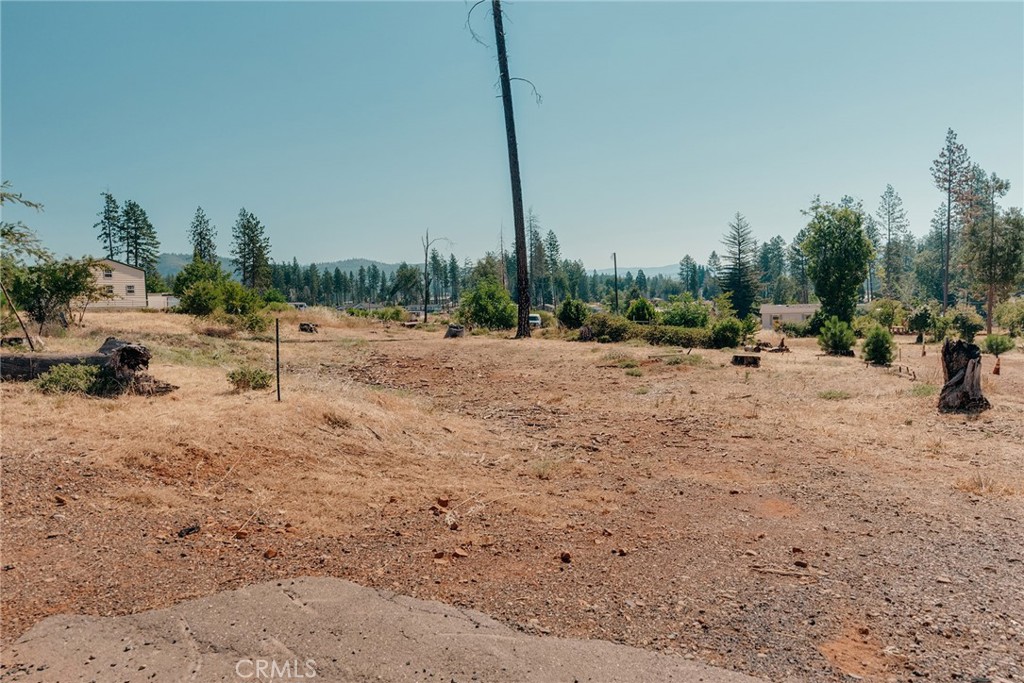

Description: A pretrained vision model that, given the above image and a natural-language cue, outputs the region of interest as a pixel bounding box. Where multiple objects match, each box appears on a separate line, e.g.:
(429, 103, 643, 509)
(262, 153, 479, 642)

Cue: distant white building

(760, 303, 820, 330)
(90, 259, 148, 309)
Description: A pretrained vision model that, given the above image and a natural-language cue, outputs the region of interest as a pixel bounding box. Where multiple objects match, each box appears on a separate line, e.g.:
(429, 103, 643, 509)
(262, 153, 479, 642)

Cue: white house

(90, 259, 148, 309)
(760, 303, 820, 330)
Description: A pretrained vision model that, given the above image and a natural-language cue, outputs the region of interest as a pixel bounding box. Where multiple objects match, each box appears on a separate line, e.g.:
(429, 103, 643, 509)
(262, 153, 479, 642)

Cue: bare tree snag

(938, 339, 990, 413)
(491, 0, 531, 339)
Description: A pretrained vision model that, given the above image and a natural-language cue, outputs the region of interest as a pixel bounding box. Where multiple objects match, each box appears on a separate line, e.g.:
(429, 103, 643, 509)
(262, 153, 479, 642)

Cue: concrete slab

(2, 576, 766, 682)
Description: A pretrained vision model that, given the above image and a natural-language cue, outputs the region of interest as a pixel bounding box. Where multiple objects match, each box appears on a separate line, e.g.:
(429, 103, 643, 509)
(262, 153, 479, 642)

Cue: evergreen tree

(876, 185, 910, 298)
(802, 200, 874, 323)
(788, 227, 811, 304)
(543, 229, 565, 304)
(230, 208, 271, 291)
(962, 171, 1020, 333)
(758, 235, 788, 303)
(704, 251, 721, 298)
(720, 213, 760, 318)
(94, 192, 122, 260)
(120, 200, 160, 286)
(448, 254, 461, 304)
(931, 128, 973, 311)
(679, 255, 699, 297)
(188, 206, 218, 265)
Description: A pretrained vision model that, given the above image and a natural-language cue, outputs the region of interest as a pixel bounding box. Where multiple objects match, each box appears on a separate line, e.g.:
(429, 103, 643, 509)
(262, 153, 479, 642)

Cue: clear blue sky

(3, 1, 1022, 272)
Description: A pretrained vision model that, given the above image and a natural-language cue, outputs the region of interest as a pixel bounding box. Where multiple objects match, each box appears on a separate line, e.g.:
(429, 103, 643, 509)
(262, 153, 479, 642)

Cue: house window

(105, 285, 114, 294)
(102, 269, 113, 279)
(125, 284, 136, 295)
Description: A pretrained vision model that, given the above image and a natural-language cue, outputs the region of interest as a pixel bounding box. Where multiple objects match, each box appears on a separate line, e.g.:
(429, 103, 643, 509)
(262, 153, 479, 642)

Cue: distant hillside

(156, 254, 401, 279)
(311, 259, 401, 276)
(594, 263, 681, 278)
(156, 253, 236, 279)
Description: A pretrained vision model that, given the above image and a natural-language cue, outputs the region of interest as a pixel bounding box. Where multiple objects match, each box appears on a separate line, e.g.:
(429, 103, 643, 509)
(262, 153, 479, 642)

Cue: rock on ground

(2, 576, 764, 683)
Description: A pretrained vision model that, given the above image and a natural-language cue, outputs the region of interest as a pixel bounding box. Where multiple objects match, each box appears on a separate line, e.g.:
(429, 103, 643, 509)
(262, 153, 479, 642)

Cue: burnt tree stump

(731, 353, 761, 368)
(299, 322, 319, 334)
(444, 324, 465, 339)
(938, 339, 990, 413)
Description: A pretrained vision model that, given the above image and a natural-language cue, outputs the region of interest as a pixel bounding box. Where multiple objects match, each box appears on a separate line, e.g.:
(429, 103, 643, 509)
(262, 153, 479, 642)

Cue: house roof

(95, 258, 146, 275)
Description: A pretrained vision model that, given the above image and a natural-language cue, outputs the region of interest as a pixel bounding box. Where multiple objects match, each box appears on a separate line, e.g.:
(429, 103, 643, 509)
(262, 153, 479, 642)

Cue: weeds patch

(817, 390, 852, 400)
(911, 383, 938, 398)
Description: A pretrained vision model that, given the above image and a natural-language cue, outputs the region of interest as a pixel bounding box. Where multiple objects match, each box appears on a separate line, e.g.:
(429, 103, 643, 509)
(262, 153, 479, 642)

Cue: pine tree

(931, 129, 972, 311)
(94, 192, 122, 260)
(543, 229, 564, 304)
(720, 213, 760, 318)
(962, 172, 1019, 333)
(230, 208, 271, 291)
(704, 251, 721, 298)
(876, 185, 910, 298)
(120, 200, 160, 283)
(188, 206, 218, 265)
(788, 228, 811, 304)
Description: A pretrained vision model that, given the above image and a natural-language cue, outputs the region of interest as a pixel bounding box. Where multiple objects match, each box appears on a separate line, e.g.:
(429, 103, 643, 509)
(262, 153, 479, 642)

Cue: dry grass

(954, 472, 1020, 497)
(3, 313, 1024, 676)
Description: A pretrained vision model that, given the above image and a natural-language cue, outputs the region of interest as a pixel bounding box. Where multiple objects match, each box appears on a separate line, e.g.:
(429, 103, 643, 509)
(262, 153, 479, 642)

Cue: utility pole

(612, 252, 619, 314)
(492, 0, 531, 338)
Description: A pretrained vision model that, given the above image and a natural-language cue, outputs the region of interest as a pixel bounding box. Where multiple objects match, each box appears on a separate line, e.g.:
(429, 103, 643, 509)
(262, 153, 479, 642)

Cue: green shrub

(456, 279, 516, 329)
(241, 311, 271, 333)
(221, 280, 262, 315)
(661, 296, 710, 328)
(538, 311, 555, 329)
(178, 280, 224, 316)
(625, 297, 657, 323)
(983, 334, 1015, 357)
(36, 363, 120, 396)
(36, 364, 100, 394)
(951, 307, 984, 343)
(908, 305, 934, 339)
(372, 307, 405, 322)
(264, 302, 291, 313)
(263, 287, 288, 304)
(585, 313, 637, 343)
(741, 314, 760, 343)
(930, 313, 953, 342)
(803, 309, 826, 336)
(227, 365, 273, 391)
(818, 316, 856, 355)
(642, 325, 710, 348)
(862, 325, 895, 365)
(709, 317, 743, 349)
(994, 298, 1024, 337)
(778, 320, 811, 337)
(869, 298, 905, 329)
(557, 297, 589, 329)
(852, 314, 875, 339)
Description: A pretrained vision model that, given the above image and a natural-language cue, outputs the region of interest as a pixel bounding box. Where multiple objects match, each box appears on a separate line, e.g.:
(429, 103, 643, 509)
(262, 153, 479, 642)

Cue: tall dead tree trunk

(492, 0, 531, 339)
(938, 339, 990, 413)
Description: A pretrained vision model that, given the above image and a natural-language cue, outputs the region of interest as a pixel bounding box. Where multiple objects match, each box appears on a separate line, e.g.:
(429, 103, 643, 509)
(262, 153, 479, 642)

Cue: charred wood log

(444, 324, 465, 339)
(938, 339, 990, 413)
(0, 337, 175, 395)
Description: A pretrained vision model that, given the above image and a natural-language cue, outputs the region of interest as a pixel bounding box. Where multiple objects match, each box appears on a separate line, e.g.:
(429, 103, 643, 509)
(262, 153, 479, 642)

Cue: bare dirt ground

(2, 310, 1022, 682)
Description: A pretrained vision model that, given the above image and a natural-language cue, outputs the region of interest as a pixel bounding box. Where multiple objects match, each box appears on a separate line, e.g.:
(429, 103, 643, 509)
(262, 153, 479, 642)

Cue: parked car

(528, 313, 542, 328)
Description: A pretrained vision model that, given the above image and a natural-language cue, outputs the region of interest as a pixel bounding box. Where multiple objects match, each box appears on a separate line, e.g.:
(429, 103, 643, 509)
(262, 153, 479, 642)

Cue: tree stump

(731, 353, 761, 367)
(299, 322, 319, 334)
(938, 339, 990, 413)
(444, 324, 465, 339)
(577, 325, 593, 342)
